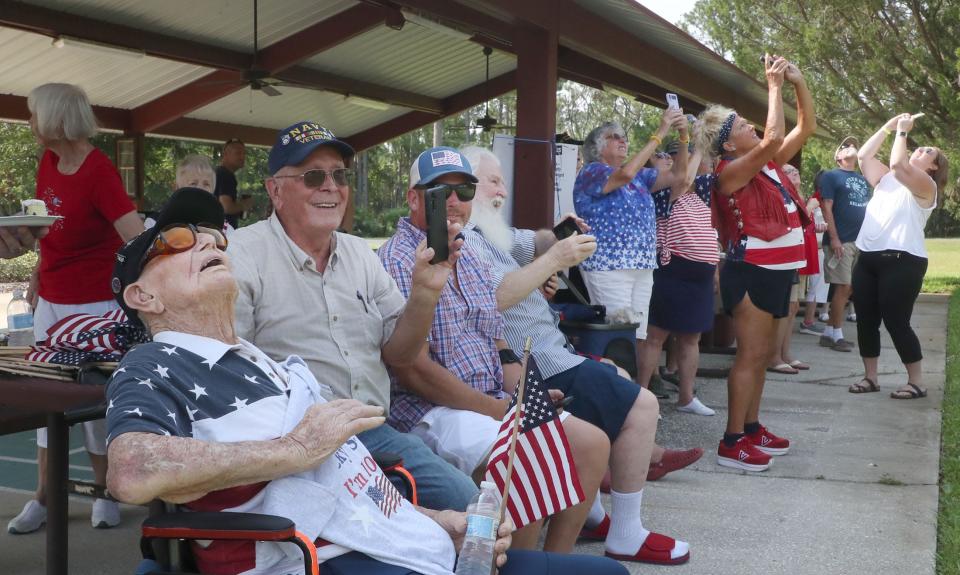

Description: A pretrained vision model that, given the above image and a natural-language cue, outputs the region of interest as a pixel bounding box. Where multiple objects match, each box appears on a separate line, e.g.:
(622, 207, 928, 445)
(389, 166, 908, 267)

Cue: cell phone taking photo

(552, 216, 580, 240)
(666, 93, 680, 110)
(424, 186, 448, 265)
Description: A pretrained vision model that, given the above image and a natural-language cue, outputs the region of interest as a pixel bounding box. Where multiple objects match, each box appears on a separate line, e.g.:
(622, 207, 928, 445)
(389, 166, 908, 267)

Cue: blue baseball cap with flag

(410, 146, 478, 187)
(268, 121, 355, 174)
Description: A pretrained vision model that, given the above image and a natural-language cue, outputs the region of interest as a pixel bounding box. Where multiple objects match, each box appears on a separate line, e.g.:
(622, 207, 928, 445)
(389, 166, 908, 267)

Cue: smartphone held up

(424, 187, 449, 265)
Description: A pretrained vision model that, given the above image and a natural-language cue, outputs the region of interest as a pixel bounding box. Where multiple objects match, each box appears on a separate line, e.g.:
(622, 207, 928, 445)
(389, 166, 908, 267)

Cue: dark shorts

(322, 550, 628, 575)
(720, 260, 794, 318)
(543, 359, 639, 443)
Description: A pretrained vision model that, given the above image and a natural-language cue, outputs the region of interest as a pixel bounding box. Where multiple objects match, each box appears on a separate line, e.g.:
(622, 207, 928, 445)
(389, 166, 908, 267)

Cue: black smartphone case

(425, 188, 448, 264)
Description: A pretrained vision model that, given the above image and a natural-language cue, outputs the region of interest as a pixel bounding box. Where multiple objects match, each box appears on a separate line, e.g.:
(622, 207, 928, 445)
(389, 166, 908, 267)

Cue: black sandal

(890, 382, 927, 399)
(848, 377, 879, 394)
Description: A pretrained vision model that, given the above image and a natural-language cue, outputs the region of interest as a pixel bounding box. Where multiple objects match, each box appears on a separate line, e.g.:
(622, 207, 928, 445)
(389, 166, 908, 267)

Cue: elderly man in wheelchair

(105, 188, 626, 575)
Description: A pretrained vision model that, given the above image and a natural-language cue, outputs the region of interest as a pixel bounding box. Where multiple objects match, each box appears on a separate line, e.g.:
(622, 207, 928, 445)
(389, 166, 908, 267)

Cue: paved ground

(0, 295, 948, 574)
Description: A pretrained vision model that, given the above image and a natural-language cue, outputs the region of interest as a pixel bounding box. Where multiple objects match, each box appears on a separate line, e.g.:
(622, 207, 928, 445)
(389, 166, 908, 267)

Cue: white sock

(584, 493, 606, 529)
(607, 489, 688, 559)
(823, 326, 835, 340)
(833, 327, 844, 341)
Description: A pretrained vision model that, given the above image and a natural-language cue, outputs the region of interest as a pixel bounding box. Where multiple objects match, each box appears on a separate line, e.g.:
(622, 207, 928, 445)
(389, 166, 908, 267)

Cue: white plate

(0, 215, 62, 227)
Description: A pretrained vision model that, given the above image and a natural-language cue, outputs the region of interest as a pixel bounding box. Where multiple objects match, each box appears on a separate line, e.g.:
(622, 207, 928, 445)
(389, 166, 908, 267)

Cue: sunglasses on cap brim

(143, 224, 228, 267)
(415, 182, 477, 202)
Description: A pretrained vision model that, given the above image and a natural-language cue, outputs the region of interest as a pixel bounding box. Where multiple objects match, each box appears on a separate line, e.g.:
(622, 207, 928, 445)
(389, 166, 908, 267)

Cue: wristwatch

(898, 131, 909, 137)
(499, 349, 521, 365)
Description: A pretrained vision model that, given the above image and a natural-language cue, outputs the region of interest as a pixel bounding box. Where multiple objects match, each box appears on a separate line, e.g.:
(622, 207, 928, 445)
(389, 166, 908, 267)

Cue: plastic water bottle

(7, 289, 34, 347)
(455, 481, 501, 575)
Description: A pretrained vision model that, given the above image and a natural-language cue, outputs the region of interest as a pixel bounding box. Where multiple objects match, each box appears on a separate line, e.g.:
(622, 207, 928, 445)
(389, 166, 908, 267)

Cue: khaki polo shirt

(229, 214, 405, 411)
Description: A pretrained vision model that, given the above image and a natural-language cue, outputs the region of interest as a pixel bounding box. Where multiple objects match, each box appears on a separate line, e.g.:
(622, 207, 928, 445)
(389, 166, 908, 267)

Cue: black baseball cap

(112, 187, 225, 327)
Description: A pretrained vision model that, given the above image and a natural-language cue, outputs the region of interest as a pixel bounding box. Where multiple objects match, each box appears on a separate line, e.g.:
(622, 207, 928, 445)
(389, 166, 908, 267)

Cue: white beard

(469, 201, 514, 253)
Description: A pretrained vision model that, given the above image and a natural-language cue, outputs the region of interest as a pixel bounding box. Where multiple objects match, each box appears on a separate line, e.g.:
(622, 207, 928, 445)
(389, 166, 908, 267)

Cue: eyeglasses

(416, 182, 477, 202)
(654, 152, 672, 160)
(606, 133, 628, 143)
(144, 224, 228, 267)
(273, 168, 355, 188)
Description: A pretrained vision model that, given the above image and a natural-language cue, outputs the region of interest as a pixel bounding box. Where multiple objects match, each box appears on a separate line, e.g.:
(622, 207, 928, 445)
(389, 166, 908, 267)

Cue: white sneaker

(847, 312, 857, 321)
(676, 397, 716, 416)
(91, 499, 120, 529)
(7, 500, 46, 534)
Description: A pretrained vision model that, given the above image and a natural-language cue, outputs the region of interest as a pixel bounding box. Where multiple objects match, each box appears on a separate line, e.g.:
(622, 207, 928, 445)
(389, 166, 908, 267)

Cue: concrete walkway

(0, 296, 949, 574)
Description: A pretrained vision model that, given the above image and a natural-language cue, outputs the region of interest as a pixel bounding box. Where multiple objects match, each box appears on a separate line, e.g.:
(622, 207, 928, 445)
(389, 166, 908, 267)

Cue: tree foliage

(684, 0, 960, 235)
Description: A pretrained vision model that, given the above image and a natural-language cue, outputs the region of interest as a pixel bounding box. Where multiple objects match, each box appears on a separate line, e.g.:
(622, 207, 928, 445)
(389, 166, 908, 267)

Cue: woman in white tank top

(848, 113, 949, 400)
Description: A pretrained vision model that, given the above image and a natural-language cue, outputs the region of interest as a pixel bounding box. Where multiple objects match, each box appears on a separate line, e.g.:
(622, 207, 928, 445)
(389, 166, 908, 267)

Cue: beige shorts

(823, 242, 859, 285)
(790, 276, 808, 302)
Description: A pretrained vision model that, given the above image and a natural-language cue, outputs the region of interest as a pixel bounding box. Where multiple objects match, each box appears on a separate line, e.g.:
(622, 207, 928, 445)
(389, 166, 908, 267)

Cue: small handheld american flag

(484, 343, 584, 529)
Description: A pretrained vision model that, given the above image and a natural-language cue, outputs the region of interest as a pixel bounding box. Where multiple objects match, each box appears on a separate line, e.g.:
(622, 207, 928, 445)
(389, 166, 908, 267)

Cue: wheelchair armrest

(142, 511, 295, 541)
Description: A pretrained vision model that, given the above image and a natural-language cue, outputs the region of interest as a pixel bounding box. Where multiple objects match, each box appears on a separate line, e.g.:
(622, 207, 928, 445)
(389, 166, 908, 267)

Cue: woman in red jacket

(693, 55, 816, 472)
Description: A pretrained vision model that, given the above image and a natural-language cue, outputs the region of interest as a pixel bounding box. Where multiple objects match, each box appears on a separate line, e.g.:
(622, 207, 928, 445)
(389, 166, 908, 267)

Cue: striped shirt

(654, 174, 719, 266)
(729, 167, 806, 270)
(378, 217, 506, 432)
(465, 225, 584, 379)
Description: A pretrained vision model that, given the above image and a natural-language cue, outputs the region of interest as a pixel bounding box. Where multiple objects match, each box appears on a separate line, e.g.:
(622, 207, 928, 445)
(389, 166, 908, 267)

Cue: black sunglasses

(417, 182, 477, 202)
(274, 168, 355, 188)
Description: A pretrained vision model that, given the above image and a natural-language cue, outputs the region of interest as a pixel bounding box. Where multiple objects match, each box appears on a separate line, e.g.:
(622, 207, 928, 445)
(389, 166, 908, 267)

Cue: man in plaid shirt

(378, 148, 611, 553)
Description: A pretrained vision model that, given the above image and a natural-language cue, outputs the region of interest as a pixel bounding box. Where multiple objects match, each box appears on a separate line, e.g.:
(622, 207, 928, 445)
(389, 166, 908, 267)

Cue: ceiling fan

(201, 0, 298, 97)
(451, 47, 515, 133)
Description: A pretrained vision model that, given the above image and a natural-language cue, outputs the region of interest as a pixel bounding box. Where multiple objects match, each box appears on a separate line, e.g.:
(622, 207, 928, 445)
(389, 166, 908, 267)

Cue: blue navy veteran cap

(410, 146, 478, 187)
(269, 121, 355, 174)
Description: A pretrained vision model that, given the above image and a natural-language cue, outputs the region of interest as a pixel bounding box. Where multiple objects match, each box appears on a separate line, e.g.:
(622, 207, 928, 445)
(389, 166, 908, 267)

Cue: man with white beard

(452, 146, 698, 565)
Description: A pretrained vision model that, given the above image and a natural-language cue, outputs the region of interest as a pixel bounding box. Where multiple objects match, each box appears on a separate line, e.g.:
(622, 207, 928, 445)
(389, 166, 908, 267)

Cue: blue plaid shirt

(378, 218, 505, 432)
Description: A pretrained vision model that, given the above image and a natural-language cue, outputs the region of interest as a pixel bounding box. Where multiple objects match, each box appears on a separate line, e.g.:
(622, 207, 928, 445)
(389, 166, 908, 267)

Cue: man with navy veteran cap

(227, 122, 480, 511)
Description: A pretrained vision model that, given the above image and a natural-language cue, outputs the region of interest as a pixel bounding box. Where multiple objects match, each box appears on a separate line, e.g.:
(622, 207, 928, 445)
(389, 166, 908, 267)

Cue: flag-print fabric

(26, 309, 147, 364)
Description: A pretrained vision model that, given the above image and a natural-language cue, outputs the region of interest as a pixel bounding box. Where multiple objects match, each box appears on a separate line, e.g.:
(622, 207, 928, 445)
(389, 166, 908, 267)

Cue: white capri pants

(33, 297, 119, 454)
(412, 406, 570, 474)
(580, 268, 654, 339)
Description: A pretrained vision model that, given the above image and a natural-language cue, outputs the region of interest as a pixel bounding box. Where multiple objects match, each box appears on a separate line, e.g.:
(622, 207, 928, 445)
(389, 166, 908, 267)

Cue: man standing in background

(819, 137, 872, 352)
(214, 138, 254, 229)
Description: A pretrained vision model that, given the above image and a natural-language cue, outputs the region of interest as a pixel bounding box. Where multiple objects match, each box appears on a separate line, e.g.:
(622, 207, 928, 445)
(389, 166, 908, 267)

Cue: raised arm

(889, 114, 937, 203)
(773, 62, 817, 166)
(857, 116, 899, 187)
(716, 56, 788, 196)
(651, 114, 690, 192)
(107, 399, 384, 504)
(496, 234, 596, 311)
(603, 108, 683, 194)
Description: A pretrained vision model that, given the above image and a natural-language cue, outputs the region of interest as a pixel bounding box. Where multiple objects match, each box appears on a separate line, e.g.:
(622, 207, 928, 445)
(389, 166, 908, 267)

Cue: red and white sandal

(605, 532, 690, 565)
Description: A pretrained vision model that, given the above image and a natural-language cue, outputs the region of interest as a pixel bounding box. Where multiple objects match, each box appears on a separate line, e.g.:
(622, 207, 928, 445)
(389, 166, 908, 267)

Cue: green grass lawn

(926, 239, 960, 294)
(937, 288, 960, 574)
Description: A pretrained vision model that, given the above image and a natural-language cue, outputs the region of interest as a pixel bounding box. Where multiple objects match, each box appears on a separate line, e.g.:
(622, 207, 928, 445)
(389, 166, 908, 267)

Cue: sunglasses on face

(654, 152, 672, 160)
(417, 182, 477, 202)
(607, 133, 628, 143)
(144, 224, 228, 267)
(274, 168, 355, 188)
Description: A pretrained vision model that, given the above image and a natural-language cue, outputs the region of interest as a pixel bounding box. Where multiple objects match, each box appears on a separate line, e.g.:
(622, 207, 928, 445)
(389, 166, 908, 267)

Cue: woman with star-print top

(692, 55, 816, 475)
(572, 109, 689, 388)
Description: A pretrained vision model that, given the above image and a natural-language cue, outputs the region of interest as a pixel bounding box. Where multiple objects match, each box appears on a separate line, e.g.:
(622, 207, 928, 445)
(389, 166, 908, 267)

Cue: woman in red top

(7, 83, 144, 535)
(693, 56, 816, 473)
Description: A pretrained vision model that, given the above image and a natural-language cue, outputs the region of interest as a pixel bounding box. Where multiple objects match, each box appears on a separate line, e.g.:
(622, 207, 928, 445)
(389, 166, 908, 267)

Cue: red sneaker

(746, 425, 790, 455)
(647, 448, 704, 481)
(579, 514, 610, 541)
(716, 437, 772, 471)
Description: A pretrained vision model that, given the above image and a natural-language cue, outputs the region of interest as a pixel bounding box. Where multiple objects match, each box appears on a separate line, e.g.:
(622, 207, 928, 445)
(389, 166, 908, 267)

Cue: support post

(512, 25, 558, 230)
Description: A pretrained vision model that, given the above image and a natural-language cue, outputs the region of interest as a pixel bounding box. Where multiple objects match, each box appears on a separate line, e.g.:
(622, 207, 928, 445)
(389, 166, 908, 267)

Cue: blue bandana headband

(715, 113, 737, 155)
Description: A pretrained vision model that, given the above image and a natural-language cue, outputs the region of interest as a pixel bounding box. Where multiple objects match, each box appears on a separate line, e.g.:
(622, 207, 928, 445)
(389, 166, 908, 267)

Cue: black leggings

(851, 250, 927, 363)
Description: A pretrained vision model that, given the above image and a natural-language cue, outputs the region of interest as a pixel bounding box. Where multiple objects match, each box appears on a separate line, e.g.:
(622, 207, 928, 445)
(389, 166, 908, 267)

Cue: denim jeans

(322, 550, 629, 575)
(357, 424, 478, 512)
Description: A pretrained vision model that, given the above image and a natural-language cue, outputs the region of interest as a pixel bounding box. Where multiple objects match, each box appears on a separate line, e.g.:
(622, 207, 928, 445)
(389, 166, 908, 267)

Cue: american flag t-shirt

(484, 356, 584, 529)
